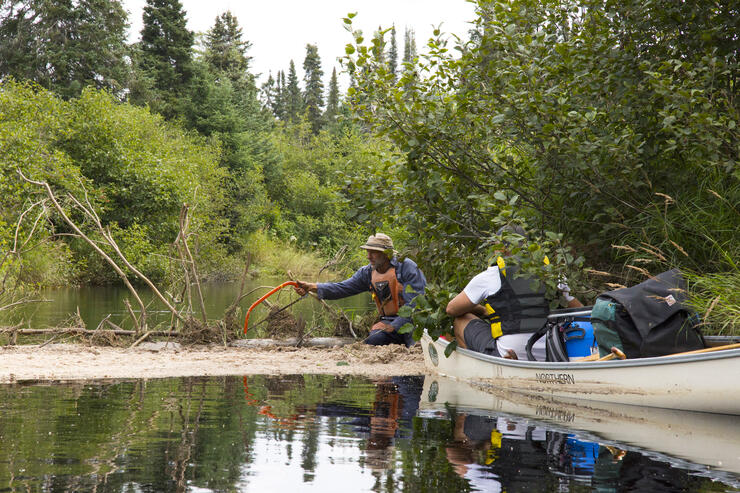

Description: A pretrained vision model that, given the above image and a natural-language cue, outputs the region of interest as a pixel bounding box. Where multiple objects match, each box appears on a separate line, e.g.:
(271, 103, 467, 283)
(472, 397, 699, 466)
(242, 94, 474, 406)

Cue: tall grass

(615, 185, 739, 335)
(684, 272, 740, 336)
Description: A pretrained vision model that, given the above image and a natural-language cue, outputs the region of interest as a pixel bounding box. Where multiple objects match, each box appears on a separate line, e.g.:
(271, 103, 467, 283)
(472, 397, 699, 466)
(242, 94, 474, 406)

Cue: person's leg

(456, 317, 500, 356)
(453, 313, 480, 349)
(365, 329, 406, 346)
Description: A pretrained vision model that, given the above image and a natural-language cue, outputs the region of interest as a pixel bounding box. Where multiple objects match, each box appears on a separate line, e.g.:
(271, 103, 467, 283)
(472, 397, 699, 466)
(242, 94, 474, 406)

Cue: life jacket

(483, 256, 550, 338)
(370, 266, 405, 317)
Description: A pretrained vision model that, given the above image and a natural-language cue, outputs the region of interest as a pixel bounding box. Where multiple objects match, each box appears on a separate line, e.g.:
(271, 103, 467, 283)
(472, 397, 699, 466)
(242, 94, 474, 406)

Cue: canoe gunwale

(423, 331, 740, 370)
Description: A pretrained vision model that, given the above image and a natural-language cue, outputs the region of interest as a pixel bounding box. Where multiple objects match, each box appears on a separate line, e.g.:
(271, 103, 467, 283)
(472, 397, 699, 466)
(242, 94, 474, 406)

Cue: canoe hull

(422, 332, 740, 415)
(420, 376, 740, 477)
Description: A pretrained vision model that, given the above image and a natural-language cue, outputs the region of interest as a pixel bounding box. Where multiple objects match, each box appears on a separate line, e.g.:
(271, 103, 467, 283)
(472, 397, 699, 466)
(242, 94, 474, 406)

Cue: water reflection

(3, 280, 373, 330)
(0, 375, 737, 492)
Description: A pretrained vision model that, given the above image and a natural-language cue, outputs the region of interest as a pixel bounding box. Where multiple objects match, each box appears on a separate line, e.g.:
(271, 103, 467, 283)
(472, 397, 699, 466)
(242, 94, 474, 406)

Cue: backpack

(590, 269, 704, 358)
(525, 308, 595, 362)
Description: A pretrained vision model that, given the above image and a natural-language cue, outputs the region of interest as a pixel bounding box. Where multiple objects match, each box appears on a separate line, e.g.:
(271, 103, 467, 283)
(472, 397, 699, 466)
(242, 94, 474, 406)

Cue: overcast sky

(121, 0, 476, 89)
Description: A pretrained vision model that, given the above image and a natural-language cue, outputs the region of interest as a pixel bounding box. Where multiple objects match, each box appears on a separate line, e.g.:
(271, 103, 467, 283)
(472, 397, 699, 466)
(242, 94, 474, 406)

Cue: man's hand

(294, 280, 317, 296)
(371, 321, 395, 333)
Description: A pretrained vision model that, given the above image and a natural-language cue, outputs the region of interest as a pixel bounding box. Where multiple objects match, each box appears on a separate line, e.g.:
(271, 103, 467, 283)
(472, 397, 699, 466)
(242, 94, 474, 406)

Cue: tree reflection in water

(0, 375, 736, 492)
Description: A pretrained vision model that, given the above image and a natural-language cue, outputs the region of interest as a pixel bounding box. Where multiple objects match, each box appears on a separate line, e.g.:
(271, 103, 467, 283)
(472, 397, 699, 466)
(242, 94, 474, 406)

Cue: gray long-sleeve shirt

(316, 257, 427, 332)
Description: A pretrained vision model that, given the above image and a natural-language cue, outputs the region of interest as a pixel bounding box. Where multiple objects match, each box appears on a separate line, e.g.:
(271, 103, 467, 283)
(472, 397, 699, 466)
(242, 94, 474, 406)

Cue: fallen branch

(130, 331, 152, 348)
(0, 327, 178, 337)
(18, 170, 154, 328)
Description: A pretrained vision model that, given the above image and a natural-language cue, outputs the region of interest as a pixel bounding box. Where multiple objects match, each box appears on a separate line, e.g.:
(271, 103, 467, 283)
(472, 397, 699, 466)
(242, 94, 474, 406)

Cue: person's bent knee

(365, 329, 392, 346)
(453, 314, 478, 349)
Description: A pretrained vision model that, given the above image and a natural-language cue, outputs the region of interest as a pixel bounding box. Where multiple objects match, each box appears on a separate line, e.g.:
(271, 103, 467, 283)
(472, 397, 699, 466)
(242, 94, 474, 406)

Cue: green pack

(591, 297, 623, 357)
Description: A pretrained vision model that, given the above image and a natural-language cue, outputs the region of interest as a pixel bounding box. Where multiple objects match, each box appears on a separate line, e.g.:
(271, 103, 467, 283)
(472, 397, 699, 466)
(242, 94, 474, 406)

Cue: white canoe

(421, 331, 740, 415)
(419, 376, 740, 479)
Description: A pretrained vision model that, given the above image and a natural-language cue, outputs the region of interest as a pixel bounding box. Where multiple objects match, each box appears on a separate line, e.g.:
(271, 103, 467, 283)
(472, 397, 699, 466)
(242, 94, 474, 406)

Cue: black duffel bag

(590, 269, 704, 358)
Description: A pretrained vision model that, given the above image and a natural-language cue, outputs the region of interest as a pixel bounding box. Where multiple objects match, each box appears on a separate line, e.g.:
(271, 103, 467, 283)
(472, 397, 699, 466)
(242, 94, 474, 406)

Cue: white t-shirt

(463, 266, 546, 361)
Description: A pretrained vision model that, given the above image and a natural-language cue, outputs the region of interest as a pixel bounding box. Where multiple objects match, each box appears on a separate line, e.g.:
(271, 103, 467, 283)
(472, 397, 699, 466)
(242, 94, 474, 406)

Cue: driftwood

(0, 327, 179, 337)
(233, 337, 356, 348)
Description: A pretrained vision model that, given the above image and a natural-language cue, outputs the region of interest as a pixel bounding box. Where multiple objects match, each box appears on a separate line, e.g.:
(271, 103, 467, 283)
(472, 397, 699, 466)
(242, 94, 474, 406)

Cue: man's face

(367, 249, 389, 270)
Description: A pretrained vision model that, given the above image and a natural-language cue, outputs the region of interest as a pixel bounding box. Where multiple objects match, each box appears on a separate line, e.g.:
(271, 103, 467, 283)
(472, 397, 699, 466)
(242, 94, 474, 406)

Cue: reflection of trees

(0, 375, 729, 491)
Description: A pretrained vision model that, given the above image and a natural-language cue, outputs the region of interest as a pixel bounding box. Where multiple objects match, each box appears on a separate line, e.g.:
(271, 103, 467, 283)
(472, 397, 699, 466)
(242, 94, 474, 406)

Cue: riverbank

(0, 341, 425, 383)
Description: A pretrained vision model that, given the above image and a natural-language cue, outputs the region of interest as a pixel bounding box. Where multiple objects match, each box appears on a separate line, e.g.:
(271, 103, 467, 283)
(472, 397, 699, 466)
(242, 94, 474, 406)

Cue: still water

(0, 374, 737, 492)
(4, 280, 372, 332)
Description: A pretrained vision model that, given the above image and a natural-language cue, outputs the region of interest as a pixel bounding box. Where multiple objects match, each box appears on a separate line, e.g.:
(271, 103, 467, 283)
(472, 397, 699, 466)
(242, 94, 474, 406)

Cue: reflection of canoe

(420, 375, 740, 478)
(421, 331, 740, 415)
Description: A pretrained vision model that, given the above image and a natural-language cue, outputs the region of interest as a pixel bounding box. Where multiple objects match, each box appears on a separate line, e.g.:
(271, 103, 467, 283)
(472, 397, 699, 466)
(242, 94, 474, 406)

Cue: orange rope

(243, 281, 299, 334)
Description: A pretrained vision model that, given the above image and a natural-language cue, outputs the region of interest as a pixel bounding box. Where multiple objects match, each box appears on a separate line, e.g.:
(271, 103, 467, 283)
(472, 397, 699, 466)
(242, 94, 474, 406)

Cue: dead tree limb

(177, 204, 207, 324)
(18, 170, 187, 328)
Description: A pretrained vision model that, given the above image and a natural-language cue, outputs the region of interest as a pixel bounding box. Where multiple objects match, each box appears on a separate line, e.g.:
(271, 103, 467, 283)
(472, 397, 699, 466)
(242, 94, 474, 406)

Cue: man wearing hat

(294, 233, 427, 347)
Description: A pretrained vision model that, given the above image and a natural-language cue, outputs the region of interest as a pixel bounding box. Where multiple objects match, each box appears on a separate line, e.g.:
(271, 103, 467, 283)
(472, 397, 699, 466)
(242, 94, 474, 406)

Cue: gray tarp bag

(591, 269, 704, 358)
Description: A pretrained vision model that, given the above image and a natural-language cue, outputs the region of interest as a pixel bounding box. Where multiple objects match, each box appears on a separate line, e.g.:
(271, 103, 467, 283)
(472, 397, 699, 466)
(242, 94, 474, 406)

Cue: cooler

(547, 307, 597, 361)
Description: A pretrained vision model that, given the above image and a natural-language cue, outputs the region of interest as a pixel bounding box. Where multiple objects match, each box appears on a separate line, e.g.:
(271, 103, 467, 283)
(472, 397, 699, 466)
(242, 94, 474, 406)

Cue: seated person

(445, 226, 582, 360)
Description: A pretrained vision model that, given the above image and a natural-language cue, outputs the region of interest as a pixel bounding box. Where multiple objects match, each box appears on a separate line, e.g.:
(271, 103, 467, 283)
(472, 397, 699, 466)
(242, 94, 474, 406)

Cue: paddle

(658, 342, 740, 357)
(574, 342, 740, 362)
(596, 347, 626, 361)
(572, 347, 626, 362)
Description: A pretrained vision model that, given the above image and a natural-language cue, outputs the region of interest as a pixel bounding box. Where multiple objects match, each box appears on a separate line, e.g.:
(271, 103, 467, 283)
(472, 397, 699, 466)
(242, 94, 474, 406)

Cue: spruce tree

(302, 43, 324, 134)
(403, 27, 417, 65)
(138, 0, 194, 118)
(285, 60, 303, 122)
(276, 70, 287, 121)
(324, 67, 340, 124)
(261, 73, 278, 114)
(0, 0, 129, 99)
(388, 25, 399, 80)
(203, 11, 252, 81)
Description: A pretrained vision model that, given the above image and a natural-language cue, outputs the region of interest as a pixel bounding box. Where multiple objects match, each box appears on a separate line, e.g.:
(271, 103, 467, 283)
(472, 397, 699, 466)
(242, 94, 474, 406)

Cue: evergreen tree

(388, 25, 399, 80)
(285, 60, 303, 122)
(275, 70, 287, 120)
(261, 72, 278, 114)
(138, 0, 194, 118)
(403, 27, 417, 65)
(203, 11, 252, 81)
(324, 67, 340, 124)
(302, 43, 324, 133)
(0, 0, 129, 99)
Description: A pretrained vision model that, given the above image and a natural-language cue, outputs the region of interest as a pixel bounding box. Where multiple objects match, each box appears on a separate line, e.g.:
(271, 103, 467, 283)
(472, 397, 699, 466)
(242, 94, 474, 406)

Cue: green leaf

(399, 323, 413, 334)
(444, 340, 458, 357)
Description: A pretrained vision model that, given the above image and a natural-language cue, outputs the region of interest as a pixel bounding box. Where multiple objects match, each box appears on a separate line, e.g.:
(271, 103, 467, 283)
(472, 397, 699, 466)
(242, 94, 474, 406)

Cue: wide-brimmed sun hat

(359, 233, 397, 255)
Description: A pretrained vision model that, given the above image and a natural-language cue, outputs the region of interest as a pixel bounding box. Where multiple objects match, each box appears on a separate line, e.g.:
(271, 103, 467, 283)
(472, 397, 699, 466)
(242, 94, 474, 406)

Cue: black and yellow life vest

(483, 256, 550, 338)
(370, 266, 405, 317)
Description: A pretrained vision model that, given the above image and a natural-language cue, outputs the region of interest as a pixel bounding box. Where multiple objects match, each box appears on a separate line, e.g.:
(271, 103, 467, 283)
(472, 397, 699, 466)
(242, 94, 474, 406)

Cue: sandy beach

(0, 340, 426, 383)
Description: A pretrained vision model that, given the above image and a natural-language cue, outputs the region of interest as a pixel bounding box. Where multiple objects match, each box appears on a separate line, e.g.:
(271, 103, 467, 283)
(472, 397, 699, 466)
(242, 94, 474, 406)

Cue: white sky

(121, 0, 477, 89)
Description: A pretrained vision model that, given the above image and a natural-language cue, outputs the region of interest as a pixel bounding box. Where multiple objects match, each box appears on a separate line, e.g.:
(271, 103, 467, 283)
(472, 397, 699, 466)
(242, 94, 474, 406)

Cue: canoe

(419, 375, 740, 480)
(421, 329, 740, 415)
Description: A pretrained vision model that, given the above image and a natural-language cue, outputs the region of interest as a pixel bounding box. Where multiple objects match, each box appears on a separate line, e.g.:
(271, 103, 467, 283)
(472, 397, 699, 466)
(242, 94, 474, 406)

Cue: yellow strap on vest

(496, 256, 506, 276)
(489, 258, 507, 339)
(485, 430, 503, 464)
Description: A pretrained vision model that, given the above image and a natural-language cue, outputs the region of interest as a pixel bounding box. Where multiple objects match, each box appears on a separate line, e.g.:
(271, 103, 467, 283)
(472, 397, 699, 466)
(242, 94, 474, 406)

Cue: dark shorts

(463, 414, 499, 444)
(463, 318, 500, 356)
